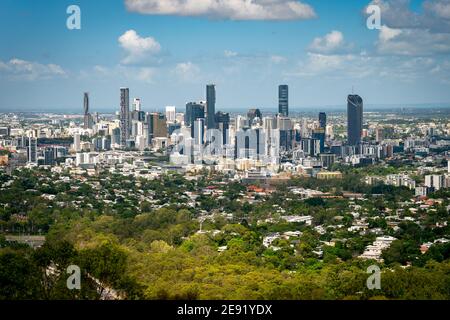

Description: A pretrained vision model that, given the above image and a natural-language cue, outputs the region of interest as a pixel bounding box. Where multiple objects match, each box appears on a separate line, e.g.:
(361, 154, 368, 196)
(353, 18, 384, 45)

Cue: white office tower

(76, 153, 83, 166)
(263, 117, 276, 131)
(235, 128, 263, 161)
(165, 106, 176, 123)
(137, 121, 145, 136)
(277, 116, 292, 131)
(301, 118, 308, 137)
(448, 159, 450, 173)
(266, 129, 280, 165)
(425, 175, 445, 190)
(136, 135, 147, 151)
(263, 117, 279, 164)
(101, 137, 111, 150)
(73, 133, 81, 152)
(326, 125, 334, 139)
(132, 121, 145, 138)
(193, 118, 205, 146)
(75, 152, 93, 167)
(133, 98, 141, 111)
(171, 127, 193, 158)
(228, 125, 236, 148)
(236, 115, 247, 132)
(175, 113, 185, 125)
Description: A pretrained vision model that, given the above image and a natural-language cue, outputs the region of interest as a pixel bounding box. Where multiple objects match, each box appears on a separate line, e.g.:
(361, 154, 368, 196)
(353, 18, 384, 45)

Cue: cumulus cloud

(308, 30, 348, 54)
(125, 0, 316, 20)
(378, 25, 402, 42)
(173, 62, 200, 82)
(366, 0, 450, 31)
(364, 1, 450, 56)
(366, 0, 420, 29)
(377, 25, 450, 55)
(118, 29, 161, 64)
(290, 53, 357, 77)
(0, 58, 66, 80)
(424, 0, 450, 20)
(286, 50, 449, 84)
(224, 50, 238, 58)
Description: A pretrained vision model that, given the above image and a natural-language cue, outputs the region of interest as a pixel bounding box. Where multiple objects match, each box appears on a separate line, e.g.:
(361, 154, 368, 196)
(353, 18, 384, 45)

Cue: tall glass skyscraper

(83, 92, 89, 129)
(278, 85, 289, 117)
(194, 118, 205, 146)
(120, 88, 130, 146)
(26, 137, 37, 164)
(347, 95, 363, 145)
(215, 111, 230, 145)
(206, 84, 216, 129)
(319, 112, 327, 129)
(186, 102, 205, 137)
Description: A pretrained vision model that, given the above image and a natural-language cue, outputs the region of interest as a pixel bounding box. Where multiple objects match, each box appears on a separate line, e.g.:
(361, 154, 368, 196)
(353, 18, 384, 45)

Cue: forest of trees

(1, 168, 450, 300)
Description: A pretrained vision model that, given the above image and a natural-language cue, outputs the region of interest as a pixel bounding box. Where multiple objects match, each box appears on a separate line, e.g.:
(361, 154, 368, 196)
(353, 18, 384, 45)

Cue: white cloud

(363, 1, 450, 56)
(309, 30, 346, 53)
(224, 50, 238, 58)
(125, 0, 316, 20)
(132, 67, 156, 83)
(379, 25, 402, 42)
(366, 0, 450, 32)
(287, 51, 447, 83)
(291, 53, 356, 76)
(270, 55, 287, 64)
(366, 0, 420, 29)
(0, 58, 66, 80)
(424, 0, 450, 20)
(0, 61, 9, 71)
(93, 65, 110, 75)
(173, 62, 200, 82)
(118, 29, 161, 64)
(377, 26, 450, 55)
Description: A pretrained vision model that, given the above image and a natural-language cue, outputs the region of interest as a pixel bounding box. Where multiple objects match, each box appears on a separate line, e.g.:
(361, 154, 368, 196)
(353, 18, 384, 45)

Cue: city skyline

(1, 0, 450, 112)
(2, 0, 450, 307)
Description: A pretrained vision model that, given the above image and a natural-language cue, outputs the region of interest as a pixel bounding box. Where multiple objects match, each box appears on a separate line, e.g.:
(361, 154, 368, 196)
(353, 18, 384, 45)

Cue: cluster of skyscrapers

(116, 88, 169, 150)
(72, 84, 365, 168)
(0, 80, 375, 180)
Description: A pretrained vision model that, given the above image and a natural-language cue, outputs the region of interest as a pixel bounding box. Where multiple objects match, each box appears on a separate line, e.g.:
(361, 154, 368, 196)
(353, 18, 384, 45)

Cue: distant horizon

(2, 102, 450, 115)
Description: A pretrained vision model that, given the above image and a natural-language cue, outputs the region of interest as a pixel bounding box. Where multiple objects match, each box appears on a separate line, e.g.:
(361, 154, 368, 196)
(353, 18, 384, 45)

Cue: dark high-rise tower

(247, 108, 262, 125)
(278, 85, 289, 117)
(319, 112, 327, 129)
(315, 112, 327, 154)
(83, 92, 90, 129)
(120, 88, 130, 146)
(186, 102, 205, 135)
(206, 84, 216, 129)
(146, 112, 168, 143)
(347, 95, 363, 145)
(26, 137, 37, 164)
(215, 111, 230, 145)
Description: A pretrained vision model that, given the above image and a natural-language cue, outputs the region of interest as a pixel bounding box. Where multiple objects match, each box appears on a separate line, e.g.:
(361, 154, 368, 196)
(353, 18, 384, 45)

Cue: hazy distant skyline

(1, 0, 450, 112)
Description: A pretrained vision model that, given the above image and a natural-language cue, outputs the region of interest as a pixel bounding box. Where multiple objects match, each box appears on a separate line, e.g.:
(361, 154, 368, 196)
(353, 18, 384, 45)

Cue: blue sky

(0, 0, 450, 112)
